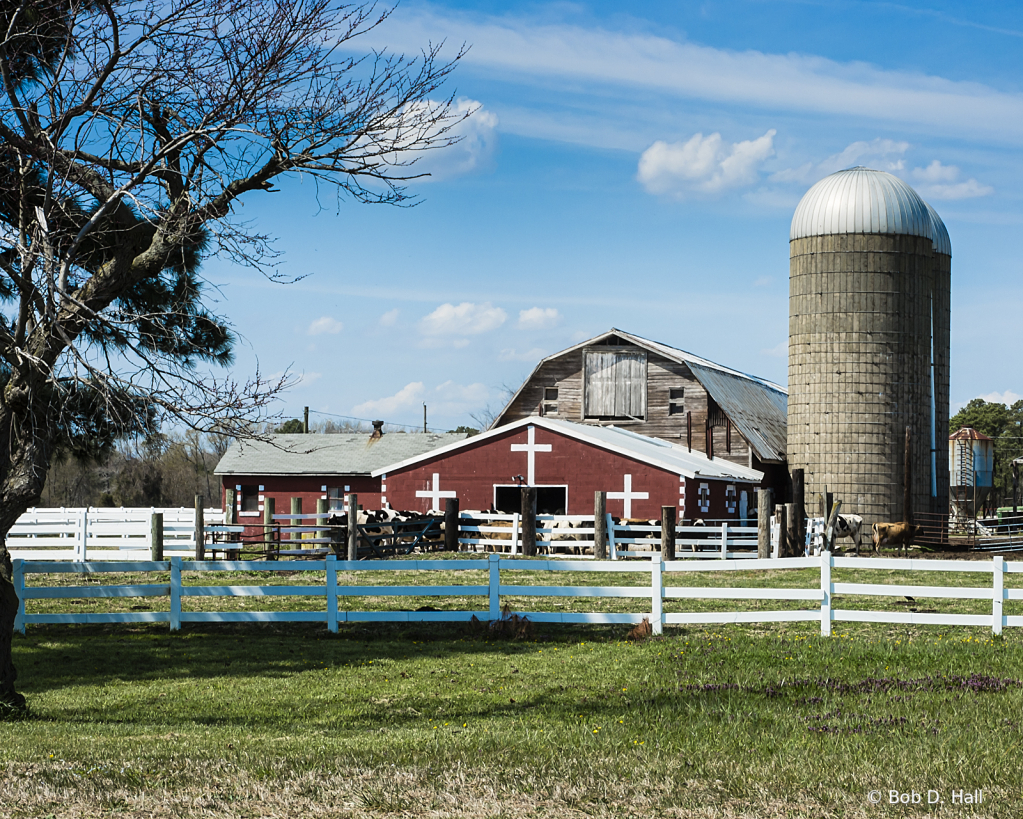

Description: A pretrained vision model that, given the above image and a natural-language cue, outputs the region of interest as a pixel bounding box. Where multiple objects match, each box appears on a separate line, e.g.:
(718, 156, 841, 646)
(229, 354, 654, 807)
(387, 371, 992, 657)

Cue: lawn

(3, 556, 1022, 817)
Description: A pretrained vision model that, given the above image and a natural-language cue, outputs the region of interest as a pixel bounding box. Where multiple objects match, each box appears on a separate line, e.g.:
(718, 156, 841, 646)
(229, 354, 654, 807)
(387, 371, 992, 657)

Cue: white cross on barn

(415, 472, 456, 511)
(510, 424, 552, 485)
(607, 473, 649, 518)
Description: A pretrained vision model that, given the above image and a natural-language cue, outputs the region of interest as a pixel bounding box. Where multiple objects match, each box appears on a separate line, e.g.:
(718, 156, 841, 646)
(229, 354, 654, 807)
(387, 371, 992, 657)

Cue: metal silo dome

(924, 201, 951, 256)
(790, 167, 935, 243)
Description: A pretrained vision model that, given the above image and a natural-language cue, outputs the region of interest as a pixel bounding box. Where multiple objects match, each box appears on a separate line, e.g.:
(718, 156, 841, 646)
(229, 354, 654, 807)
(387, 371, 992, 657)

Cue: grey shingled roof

(214, 432, 469, 476)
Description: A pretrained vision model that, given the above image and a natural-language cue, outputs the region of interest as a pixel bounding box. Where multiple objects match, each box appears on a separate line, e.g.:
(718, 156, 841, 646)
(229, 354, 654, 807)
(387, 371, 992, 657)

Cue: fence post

(511, 512, 520, 555)
(225, 488, 236, 526)
(520, 487, 536, 556)
(661, 506, 676, 560)
(785, 503, 800, 557)
(317, 497, 329, 543)
(720, 522, 728, 559)
(820, 551, 832, 636)
(13, 559, 25, 634)
(993, 556, 1004, 636)
(489, 553, 500, 621)
(170, 556, 182, 631)
(594, 491, 607, 560)
(607, 512, 617, 560)
(263, 497, 276, 556)
(194, 494, 205, 560)
(651, 554, 663, 635)
(444, 498, 459, 551)
(347, 493, 358, 561)
(758, 488, 773, 559)
(776, 505, 786, 558)
(326, 554, 338, 633)
(79, 508, 89, 561)
(291, 496, 302, 542)
(150, 512, 164, 561)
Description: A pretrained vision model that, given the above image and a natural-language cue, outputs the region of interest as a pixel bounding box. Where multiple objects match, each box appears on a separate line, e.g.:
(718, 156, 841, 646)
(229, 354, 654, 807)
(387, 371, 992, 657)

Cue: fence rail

(13, 553, 1019, 636)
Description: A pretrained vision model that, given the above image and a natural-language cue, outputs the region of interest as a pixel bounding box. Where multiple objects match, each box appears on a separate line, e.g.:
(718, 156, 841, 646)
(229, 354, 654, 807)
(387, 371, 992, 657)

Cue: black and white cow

(830, 514, 863, 552)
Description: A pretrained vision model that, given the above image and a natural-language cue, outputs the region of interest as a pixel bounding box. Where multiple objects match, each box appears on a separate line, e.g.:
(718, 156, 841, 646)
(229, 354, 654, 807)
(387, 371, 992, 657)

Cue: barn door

(739, 491, 748, 525)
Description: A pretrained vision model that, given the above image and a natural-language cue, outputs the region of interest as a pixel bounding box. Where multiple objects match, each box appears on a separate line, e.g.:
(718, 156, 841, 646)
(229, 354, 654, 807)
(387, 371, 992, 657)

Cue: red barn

(214, 426, 469, 531)
(373, 416, 763, 522)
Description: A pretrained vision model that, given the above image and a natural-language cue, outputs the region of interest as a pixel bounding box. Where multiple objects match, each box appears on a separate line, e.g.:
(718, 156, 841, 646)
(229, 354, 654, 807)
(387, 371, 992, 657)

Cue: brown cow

(871, 522, 925, 556)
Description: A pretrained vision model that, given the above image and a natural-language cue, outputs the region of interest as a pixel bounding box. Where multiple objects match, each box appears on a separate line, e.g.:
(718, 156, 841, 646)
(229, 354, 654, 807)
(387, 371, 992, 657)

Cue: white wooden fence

(13, 553, 1021, 636)
(6, 507, 224, 560)
(457, 512, 760, 559)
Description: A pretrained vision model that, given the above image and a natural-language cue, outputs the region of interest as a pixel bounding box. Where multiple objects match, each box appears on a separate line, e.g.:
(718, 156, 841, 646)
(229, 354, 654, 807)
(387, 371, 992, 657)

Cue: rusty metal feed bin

(788, 167, 951, 530)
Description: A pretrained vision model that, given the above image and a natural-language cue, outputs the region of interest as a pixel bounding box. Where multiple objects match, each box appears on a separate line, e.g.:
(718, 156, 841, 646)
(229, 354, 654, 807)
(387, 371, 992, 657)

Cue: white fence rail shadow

(14, 553, 1021, 636)
(7, 507, 224, 560)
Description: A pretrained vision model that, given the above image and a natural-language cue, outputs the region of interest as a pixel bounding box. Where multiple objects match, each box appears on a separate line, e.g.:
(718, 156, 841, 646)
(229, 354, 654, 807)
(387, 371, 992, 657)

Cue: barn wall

(498, 343, 753, 467)
(382, 425, 754, 521)
(220, 474, 382, 534)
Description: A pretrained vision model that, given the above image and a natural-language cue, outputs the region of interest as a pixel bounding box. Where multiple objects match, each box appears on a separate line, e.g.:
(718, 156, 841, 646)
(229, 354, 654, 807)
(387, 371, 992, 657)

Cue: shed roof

(949, 427, 992, 442)
(372, 416, 764, 483)
(214, 432, 470, 477)
(491, 328, 788, 463)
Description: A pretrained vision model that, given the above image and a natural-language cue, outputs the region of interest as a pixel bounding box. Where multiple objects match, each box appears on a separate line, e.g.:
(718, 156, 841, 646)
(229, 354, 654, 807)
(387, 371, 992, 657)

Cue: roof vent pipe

(371, 420, 384, 440)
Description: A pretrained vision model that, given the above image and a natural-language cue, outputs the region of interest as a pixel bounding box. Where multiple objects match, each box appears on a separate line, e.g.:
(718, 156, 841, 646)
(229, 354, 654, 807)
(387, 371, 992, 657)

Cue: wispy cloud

(379, 308, 399, 327)
(398, 98, 499, 182)
(977, 390, 1022, 406)
(359, 9, 1023, 143)
(911, 160, 994, 200)
(352, 382, 425, 417)
(518, 307, 560, 330)
(421, 302, 507, 346)
(639, 130, 775, 197)
(770, 138, 910, 186)
(307, 316, 343, 335)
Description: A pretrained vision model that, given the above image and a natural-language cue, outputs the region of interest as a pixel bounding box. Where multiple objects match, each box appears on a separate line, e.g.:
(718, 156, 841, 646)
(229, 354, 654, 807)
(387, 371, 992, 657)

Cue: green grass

(4, 556, 1023, 817)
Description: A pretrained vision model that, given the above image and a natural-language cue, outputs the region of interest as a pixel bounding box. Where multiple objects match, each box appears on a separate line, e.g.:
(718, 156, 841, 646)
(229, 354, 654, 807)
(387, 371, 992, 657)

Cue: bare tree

(0, 0, 467, 708)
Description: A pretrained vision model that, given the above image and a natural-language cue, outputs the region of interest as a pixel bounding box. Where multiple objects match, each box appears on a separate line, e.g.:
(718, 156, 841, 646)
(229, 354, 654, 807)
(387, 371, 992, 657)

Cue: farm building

(214, 424, 469, 526)
(491, 328, 788, 499)
(371, 416, 763, 522)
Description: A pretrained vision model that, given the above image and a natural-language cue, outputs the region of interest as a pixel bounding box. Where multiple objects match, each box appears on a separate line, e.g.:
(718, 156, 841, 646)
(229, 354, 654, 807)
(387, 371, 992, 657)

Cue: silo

(788, 167, 951, 530)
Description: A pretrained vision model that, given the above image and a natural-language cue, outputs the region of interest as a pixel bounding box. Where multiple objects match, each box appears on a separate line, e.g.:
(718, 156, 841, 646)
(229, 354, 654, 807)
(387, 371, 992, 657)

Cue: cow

(830, 514, 863, 553)
(872, 521, 926, 556)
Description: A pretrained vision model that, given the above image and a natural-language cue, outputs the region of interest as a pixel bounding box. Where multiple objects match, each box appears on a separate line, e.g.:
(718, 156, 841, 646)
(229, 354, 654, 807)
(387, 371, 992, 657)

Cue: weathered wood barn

(373, 416, 763, 521)
(214, 425, 468, 528)
(491, 329, 788, 496)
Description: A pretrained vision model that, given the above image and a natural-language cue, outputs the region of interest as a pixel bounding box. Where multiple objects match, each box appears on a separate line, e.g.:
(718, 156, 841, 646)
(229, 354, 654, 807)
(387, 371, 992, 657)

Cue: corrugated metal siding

(790, 167, 935, 243)
(688, 363, 788, 462)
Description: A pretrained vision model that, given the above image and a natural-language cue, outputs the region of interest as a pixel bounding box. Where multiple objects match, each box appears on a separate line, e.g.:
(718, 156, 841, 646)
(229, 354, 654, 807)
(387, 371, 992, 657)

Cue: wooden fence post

(170, 556, 181, 631)
(594, 491, 607, 560)
(347, 493, 358, 561)
(224, 488, 236, 526)
(520, 486, 537, 556)
(791, 468, 805, 554)
(150, 512, 164, 561)
(194, 494, 205, 560)
(317, 497, 329, 543)
(291, 496, 302, 542)
(661, 506, 675, 560)
(758, 488, 773, 558)
(444, 498, 459, 551)
(785, 502, 799, 557)
(263, 497, 276, 557)
(326, 554, 338, 633)
(777, 505, 787, 558)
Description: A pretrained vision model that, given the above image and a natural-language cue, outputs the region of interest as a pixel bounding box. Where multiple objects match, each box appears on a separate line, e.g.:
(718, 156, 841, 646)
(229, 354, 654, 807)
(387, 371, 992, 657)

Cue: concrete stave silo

(788, 167, 951, 530)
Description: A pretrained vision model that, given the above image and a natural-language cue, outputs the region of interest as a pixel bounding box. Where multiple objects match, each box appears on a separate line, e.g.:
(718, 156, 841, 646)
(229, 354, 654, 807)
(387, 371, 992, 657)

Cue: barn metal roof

(214, 432, 469, 476)
(790, 167, 946, 251)
(371, 416, 764, 483)
(925, 201, 952, 256)
(491, 329, 788, 463)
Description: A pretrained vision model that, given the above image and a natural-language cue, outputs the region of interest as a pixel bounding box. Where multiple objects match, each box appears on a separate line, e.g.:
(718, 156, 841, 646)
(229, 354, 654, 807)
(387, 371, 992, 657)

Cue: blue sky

(203, 0, 1023, 432)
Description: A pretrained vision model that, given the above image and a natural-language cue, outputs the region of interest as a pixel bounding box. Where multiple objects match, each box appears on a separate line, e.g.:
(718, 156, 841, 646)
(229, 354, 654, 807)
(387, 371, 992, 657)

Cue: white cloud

(911, 160, 993, 200)
(421, 302, 507, 338)
(760, 341, 787, 358)
(977, 390, 1022, 406)
(388, 98, 499, 182)
(307, 316, 343, 335)
(379, 308, 399, 327)
(358, 11, 1023, 143)
(518, 307, 560, 330)
(771, 138, 909, 186)
(638, 130, 776, 197)
(352, 382, 425, 417)
(499, 347, 547, 362)
(754, 276, 773, 288)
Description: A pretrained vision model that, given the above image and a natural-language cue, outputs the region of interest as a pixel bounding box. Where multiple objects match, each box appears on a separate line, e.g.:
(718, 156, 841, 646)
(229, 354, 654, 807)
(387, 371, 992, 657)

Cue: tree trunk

(0, 545, 25, 709)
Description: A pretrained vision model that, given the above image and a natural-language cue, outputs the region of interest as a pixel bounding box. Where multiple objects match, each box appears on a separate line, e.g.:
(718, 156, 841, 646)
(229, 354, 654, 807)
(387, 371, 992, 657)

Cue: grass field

(3, 556, 1023, 817)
